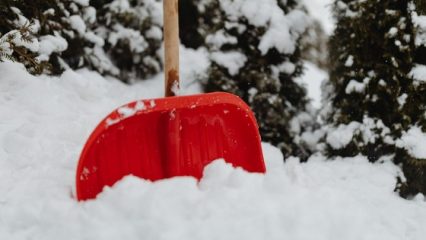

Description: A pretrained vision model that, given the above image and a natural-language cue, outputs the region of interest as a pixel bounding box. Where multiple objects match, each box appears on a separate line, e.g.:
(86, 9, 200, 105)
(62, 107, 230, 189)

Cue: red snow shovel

(75, 0, 265, 201)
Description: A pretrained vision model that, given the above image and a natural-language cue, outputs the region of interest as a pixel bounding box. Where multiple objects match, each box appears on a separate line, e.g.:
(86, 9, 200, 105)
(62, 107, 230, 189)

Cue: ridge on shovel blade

(76, 92, 266, 201)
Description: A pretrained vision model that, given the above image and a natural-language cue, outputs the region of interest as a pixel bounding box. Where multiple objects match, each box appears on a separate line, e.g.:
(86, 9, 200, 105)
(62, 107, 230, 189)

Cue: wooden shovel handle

(164, 0, 180, 97)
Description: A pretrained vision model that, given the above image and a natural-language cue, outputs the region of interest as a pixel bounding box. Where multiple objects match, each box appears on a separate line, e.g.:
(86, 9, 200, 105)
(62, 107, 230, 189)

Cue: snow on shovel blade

(76, 92, 266, 201)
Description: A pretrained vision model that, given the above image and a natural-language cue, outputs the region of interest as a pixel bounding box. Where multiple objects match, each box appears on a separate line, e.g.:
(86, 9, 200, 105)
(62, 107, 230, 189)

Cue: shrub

(180, 0, 314, 159)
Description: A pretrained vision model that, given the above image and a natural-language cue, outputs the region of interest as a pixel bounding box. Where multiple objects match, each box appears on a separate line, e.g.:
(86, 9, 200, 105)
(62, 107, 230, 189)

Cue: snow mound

(410, 64, 426, 83)
(397, 127, 426, 159)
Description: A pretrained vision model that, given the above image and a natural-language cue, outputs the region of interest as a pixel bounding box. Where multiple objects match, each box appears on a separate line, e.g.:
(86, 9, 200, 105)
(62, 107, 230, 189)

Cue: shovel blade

(76, 92, 265, 200)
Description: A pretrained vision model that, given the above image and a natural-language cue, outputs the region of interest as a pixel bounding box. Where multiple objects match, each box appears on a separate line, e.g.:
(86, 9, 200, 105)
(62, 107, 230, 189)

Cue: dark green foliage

(397, 2, 426, 197)
(94, 0, 163, 82)
(180, 0, 313, 158)
(326, 0, 415, 161)
(326, 0, 426, 197)
(396, 150, 426, 198)
(0, 0, 163, 81)
(0, 0, 50, 74)
(0, 0, 96, 74)
(415, 0, 426, 14)
(179, 0, 204, 49)
(0, 22, 47, 74)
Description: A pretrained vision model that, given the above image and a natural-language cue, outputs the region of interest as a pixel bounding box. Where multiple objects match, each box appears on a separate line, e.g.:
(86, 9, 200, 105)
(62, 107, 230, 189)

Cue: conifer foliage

(396, 2, 426, 197)
(0, 0, 96, 74)
(325, 0, 426, 197)
(324, 0, 415, 160)
(93, 0, 163, 82)
(180, 0, 314, 158)
(0, 0, 163, 81)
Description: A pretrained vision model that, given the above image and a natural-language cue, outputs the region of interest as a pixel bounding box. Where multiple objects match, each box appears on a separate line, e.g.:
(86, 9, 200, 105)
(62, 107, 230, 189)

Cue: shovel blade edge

(76, 92, 265, 201)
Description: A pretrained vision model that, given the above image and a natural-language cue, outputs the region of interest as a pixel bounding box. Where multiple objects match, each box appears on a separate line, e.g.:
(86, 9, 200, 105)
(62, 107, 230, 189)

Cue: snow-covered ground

(1, 57, 426, 239)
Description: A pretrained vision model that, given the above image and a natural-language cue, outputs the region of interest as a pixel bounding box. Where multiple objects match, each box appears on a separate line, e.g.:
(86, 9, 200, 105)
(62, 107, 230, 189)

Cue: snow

(10, 7, 30, 28)
(108, 25, 148, 53)
(410, 64, 426, 83)
(69, 15, 87, 36)
(83, 7, 97, 24)
(326, 122, 361, 149)
(38, 35, 68, 61)
(118, 106, 139, 118)
(73, 0, 89, 6)
(336, 0, 358, 18)
(344, 55, 354, 67)
(87, 46, 120, 76)
(145, 26, 162, 40)
(412, 10, 426, 47)
(206, 30, 238, 49)
(0, 39, 13, 55)
(171, 80, 180, 96)
(278, 62, 296, 75)
(1, 56, 426, 239)
(297, 61, 328, 109)
(326, 117, 394, 150)
(2, 30, 39, 53)
(84, 31, 105, 46)
(179, 46, 210, 93)
(43, 8, 55, 16)
(388, 27, 398, 37)
(398, 93, 408, 108)
(397, 127, 426, 159)
(345, 79, 367, 94)
(108, 0, 130, 13)
(210, 51, 247, 76)
(302, 0, 335, 35)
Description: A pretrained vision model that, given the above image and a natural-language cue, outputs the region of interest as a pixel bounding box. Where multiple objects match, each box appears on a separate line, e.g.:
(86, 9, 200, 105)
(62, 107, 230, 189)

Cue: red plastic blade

(76, 92, 265, 201)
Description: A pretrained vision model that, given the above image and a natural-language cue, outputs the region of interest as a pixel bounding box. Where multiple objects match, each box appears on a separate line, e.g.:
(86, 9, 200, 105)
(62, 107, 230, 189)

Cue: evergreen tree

(0, 0, 103, 75)
(0, 0, 163, 82)
(325, 0, 426, 197)
(396, 2, 426, 197)
(324, 0, 415, 161)
(93, 0, 163, 82)
(180, 0, 314, 159)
